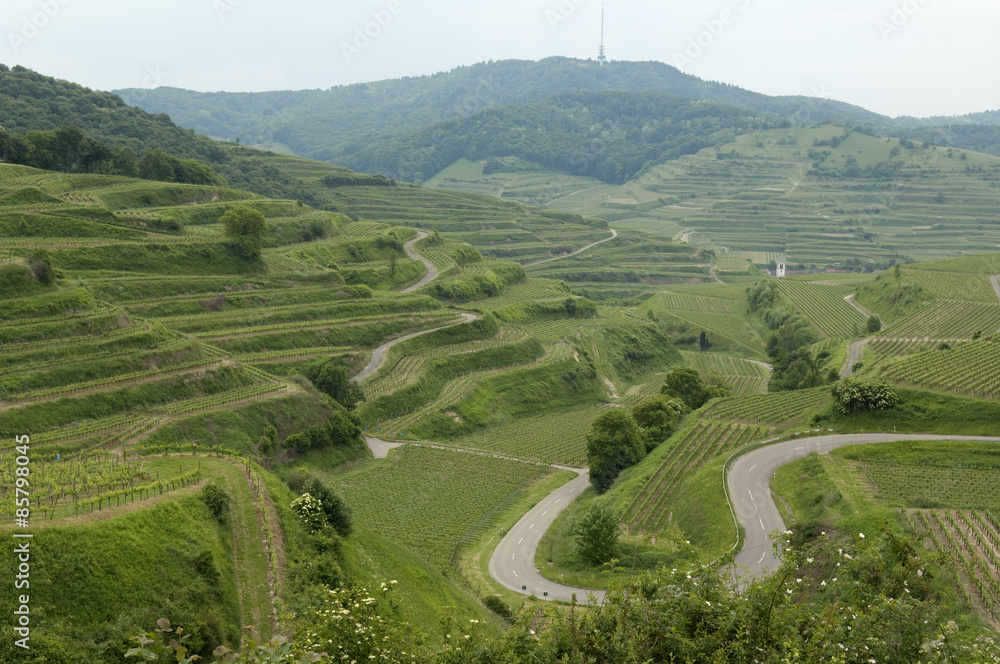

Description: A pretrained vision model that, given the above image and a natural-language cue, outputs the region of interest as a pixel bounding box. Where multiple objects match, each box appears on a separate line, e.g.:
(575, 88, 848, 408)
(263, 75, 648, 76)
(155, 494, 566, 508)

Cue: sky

(3, 0, 999, 118)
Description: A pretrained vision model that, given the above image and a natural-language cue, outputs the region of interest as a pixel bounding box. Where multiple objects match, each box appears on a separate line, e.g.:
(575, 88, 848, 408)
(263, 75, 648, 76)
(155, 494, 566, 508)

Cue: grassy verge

(814, 387, 1000, 435)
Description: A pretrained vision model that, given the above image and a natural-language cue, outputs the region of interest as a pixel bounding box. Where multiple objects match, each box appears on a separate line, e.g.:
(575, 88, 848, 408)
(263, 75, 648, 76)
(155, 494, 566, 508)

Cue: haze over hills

(116, 57, 1000, 176)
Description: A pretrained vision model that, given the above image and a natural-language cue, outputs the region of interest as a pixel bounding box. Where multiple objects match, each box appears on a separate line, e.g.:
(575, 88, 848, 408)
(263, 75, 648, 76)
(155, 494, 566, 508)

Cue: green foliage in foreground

(130, 527, 999, 663)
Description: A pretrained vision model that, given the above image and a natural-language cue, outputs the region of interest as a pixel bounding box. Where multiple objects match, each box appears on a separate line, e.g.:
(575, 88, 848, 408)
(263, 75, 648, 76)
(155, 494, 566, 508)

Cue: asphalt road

(840, 338, 871, 377)
(351, 312, 479, 382)
(729, 433, 1000, 582)
(843, 294, 872, 318)
(991, 275, 1000, 303)
(489, 467, 607, 605)
(401, 231, 437, 294)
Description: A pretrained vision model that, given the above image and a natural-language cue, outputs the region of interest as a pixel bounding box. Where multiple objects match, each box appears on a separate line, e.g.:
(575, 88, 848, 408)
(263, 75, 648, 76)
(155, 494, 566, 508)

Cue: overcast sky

(3, 0, 999, 118)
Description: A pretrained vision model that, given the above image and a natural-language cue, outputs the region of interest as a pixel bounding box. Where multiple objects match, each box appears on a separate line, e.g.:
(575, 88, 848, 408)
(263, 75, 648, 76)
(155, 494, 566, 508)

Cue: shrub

(833, 378, 899, 414)
(200, 482, 232, 524)
(304, 478, 352, 536)
(290, 493, 326, 533)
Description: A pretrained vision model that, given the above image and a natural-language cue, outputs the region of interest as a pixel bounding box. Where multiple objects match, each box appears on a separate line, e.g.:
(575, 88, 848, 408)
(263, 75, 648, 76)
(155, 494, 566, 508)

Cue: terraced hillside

(0, 161, 613, 659)
(540, 125, 1000, 268)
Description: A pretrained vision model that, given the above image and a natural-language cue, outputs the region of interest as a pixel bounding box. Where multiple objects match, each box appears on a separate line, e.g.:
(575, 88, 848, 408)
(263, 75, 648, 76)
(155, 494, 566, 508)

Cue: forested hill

(0, 64, 391, 205)
(116, 57, 1000, 176)
(336, 91, 776, 184)
(115, 57, 887, 160)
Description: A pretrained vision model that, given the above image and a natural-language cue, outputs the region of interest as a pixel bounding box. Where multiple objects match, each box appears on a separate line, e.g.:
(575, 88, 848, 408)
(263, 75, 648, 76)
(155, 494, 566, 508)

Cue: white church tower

(776, 255, 787, 278)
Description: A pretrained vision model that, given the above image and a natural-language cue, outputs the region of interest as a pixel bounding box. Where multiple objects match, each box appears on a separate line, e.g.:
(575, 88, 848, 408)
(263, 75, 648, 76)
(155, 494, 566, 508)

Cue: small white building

(776, 254, 787, 278)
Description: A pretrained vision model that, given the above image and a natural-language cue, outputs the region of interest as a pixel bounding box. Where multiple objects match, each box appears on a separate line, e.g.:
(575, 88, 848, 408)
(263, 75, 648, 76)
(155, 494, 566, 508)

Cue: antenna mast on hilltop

(598, 3, 607, 64)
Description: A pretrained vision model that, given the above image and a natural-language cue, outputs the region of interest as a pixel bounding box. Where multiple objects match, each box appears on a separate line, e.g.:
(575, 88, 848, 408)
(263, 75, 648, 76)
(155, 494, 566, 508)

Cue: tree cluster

(660, 367, 731, 410)
(337, 91, 776, 185)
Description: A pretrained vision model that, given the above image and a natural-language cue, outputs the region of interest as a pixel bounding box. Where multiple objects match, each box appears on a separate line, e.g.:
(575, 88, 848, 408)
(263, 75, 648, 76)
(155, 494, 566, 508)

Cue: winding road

(840, 338, 871, 377)
(401, 231, 438, 294)
(350, 232, 476, 382)
(524, 229, 618, 267)
(357, 231, 1000, 602)
(843, 294, 872, 319)
(490, 468, 607, 605)
(351, 312, 478, 382)
(728, 433, 1000, 581)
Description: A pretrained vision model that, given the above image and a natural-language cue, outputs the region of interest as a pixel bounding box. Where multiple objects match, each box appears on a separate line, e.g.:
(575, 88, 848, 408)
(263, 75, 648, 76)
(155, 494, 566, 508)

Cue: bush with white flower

(291, 493, 327, 533)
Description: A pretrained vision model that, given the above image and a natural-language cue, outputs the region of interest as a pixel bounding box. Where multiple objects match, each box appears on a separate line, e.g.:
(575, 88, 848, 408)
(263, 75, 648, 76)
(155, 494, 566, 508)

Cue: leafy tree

(574, 500, 620, 565)
(25, 250, 55, 285)
(866, 314, 882, 334)
(659, 368, 728, 410)
(631, 395, 685, 450)
(282, 410, 362, 453)
(138, 147, 176, 181)
(220, 205, 268, 260)
(771, 317, 818, 354)
(833, 378, 899, 414)
(586, 409, 645, 494)
(308, 358, 365, 410)
(746, 279, 779, 312)
(699, 330, 709, 350)
(304, 477, 352, 536)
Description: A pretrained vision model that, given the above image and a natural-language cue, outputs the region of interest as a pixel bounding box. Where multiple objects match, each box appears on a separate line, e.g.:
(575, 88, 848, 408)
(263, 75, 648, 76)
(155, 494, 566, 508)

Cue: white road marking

(513, 570, 518, 578)
(759, 517, 765, 532)
(794, 446, 804, 451)
(512, 553, 515, 560)
(749, 464, 757, 472)
(529, 523, 535, 529)
(556, 499, 561, 504)
(518, 538, 523, 544)
(748, 490, 754, 502)
(757, 552, 766, 565)
(542, 510, 548, 516)
(570, 487, 576, 492)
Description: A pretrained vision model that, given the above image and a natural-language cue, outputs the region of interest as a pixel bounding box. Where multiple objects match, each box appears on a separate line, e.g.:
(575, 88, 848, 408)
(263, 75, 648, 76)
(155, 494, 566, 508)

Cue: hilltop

(117, 57, 1000, 172)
